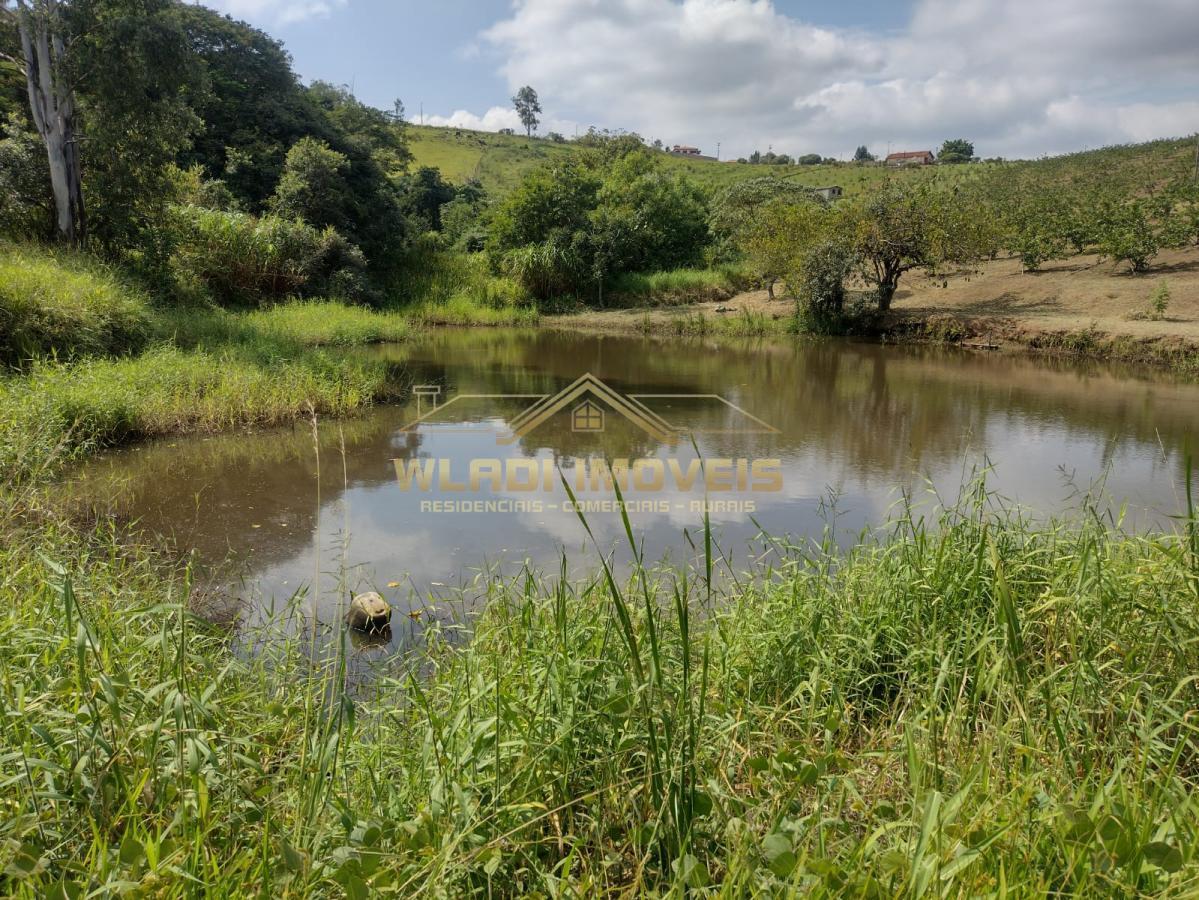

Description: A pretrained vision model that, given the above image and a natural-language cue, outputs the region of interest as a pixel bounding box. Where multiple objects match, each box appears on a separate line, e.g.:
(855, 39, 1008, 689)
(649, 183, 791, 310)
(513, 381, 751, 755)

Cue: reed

(0, 479, 1196, 896)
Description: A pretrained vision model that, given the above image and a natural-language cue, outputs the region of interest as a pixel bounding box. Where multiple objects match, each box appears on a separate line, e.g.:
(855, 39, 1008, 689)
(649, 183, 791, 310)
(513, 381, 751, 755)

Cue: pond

(67, 328, 1198, 654)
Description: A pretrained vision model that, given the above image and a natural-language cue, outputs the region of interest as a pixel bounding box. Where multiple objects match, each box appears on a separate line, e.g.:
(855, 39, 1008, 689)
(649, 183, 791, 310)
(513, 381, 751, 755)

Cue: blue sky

(205, 0, 1199, 160)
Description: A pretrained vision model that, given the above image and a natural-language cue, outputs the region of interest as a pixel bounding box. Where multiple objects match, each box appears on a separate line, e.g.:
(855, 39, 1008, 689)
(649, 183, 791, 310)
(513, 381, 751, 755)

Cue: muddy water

(66, 329, 1198, 654)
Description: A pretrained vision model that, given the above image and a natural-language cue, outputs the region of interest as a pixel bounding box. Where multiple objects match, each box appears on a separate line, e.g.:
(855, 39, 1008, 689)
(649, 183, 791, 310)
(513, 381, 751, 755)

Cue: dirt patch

(544, 247, 1199, 372)
(891, 247, 1199, 340)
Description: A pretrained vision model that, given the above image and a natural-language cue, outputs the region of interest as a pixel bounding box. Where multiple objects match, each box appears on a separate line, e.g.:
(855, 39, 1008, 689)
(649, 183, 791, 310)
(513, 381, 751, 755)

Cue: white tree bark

(12, 0, 84, 244)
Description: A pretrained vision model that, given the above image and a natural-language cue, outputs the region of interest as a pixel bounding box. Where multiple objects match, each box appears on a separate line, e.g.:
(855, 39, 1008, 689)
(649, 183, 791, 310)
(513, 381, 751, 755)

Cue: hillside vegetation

(407, 124, 940, 198)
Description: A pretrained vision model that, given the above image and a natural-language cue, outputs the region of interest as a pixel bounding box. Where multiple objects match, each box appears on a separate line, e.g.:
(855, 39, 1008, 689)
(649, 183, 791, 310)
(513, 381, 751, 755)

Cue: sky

(199, 0, 1199, 161)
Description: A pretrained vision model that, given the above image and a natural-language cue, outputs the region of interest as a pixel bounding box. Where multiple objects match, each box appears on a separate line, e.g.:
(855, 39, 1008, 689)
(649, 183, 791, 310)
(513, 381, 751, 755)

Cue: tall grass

(610, 264, 755, 305)
(0, 244, 155, 365)
(1, 481, 1196, 895)
(408, 293, 540, 327)
(391, 241, 540, 325)
(656, 307, 786, 337)
(156, 301, 413, 349)
(0, 345, 399, 485)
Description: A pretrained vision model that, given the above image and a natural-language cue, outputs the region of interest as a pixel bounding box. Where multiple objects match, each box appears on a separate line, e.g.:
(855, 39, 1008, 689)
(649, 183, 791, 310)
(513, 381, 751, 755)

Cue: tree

(1095, 198, 1163, 273)
(512, 85, 541, 137)
(846, 182, 959, 310)
(395, 165, 456, 232)
(307, 80, 409, 173)
(592, 150, 709, 274)
(5, 0, 84, 244)
(176, 4, 332, 208)
(0, 113, 53, 238)
(487, 160, 599, 254)
(70, 0, 200, 255)
(939, 138, 974, 163)
(853, 145, 875, 163)
(269, 137, 352, 233)
(791, 238, 858, 328)
(796, 153, 822, 165)
(735, 194, 831, 299)
(709, 176, 826, 270)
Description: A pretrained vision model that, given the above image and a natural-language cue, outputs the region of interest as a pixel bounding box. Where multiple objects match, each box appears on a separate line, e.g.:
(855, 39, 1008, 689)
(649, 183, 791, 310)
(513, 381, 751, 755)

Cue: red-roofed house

(885, 150, 935, 166)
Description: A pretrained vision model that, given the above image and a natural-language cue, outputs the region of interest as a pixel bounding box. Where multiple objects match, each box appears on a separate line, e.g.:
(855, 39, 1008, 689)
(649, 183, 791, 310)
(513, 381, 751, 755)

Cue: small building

(885, 150, 935, 167)
(670, 145, 702, 156)
(813, 185, 843, 201)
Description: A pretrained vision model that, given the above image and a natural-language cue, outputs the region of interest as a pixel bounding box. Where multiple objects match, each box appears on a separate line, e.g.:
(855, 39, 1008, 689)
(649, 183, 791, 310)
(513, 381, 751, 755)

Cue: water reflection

(65, 329, 1197, 655)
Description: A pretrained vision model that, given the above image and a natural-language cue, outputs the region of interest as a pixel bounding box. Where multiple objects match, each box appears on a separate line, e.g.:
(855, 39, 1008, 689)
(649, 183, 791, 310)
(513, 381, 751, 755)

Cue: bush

(1096, 200, 1163, 273)
(0, 245, 154, 365)
(1149, 280, 1171, 320)
(793, 240, 856, 325)
(166, 205, 369, 306)
(486, 151, 710, 302)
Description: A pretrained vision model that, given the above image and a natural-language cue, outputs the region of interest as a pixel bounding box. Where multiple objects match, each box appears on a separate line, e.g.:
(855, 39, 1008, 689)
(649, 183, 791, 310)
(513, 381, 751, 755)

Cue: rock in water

(347, 592, 392, 633)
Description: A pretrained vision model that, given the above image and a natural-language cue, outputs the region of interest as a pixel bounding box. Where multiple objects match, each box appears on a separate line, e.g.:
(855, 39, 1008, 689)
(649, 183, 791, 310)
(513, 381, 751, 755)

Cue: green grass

(156, 301, 413, 349)
(0, 244, 541, 484)
(0, 344, 399, 484)
(407, 125, 577, 195)
(0, 483, 1196, 895)
(609, 265, 755, 305)
(0, 243, 155, 365)
(389, 241, 540, 325)
(654, 307, 789, 337)
(408, 124, 972, 198)
(408, 293, 539, 327)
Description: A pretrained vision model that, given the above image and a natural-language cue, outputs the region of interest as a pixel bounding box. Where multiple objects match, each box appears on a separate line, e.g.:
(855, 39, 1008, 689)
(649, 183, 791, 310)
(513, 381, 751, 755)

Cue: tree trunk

(766, 278, 775, 300)
(15, 0, 85, 245)
(877, 281, 896, 311)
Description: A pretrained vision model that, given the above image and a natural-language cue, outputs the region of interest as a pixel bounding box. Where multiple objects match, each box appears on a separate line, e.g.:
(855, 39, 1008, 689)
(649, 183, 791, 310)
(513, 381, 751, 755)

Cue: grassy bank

(0, 487, 1197, 895)
(0, 245, 544, 485)
(0, 343, 401, 485)
(0, 246, 155, 365)
(882, 314, 1199, 377)
(608, 265, 755, 306)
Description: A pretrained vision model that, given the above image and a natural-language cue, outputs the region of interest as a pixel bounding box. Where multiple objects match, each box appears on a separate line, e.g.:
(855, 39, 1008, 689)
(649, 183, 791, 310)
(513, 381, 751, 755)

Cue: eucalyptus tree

(2, 0, 83, 243)
(512, 85, 541, 137)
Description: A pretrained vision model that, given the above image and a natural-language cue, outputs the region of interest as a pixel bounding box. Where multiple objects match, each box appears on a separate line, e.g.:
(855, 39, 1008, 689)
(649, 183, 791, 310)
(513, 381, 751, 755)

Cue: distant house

(885, 150, 935, 166)
(813, 185, 843, 200)
(670, 145, 702, 156)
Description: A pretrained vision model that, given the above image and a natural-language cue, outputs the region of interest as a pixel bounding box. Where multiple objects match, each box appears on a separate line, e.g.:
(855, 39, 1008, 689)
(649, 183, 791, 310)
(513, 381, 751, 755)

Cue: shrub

(166, 205, 369, 306)
(1149, 280, 1171, 320)
(793, 240, 857, 330)
(0, 245, 154, 365)
(1096, 200, 1162, 273)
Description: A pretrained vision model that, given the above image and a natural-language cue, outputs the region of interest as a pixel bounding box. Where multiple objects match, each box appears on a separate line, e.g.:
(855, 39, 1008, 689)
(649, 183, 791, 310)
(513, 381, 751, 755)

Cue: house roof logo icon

(502, 373, 676, 444)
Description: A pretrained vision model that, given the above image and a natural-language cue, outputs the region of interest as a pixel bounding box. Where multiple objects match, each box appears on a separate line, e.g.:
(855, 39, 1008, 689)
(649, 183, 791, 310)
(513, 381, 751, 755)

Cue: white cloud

(423, 105, 580, 138)
(198, 0, 346, 26)
(459, 0, 1199, 159)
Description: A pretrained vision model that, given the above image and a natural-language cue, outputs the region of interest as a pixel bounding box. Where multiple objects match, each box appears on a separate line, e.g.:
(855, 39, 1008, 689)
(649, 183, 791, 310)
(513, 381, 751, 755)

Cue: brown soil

(546, 247, 1199, 364)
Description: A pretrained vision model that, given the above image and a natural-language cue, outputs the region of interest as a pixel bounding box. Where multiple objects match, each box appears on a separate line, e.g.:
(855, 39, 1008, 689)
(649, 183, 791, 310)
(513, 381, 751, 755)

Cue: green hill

(408, 125, 1198, 205)
(407, 124, 923, 198)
